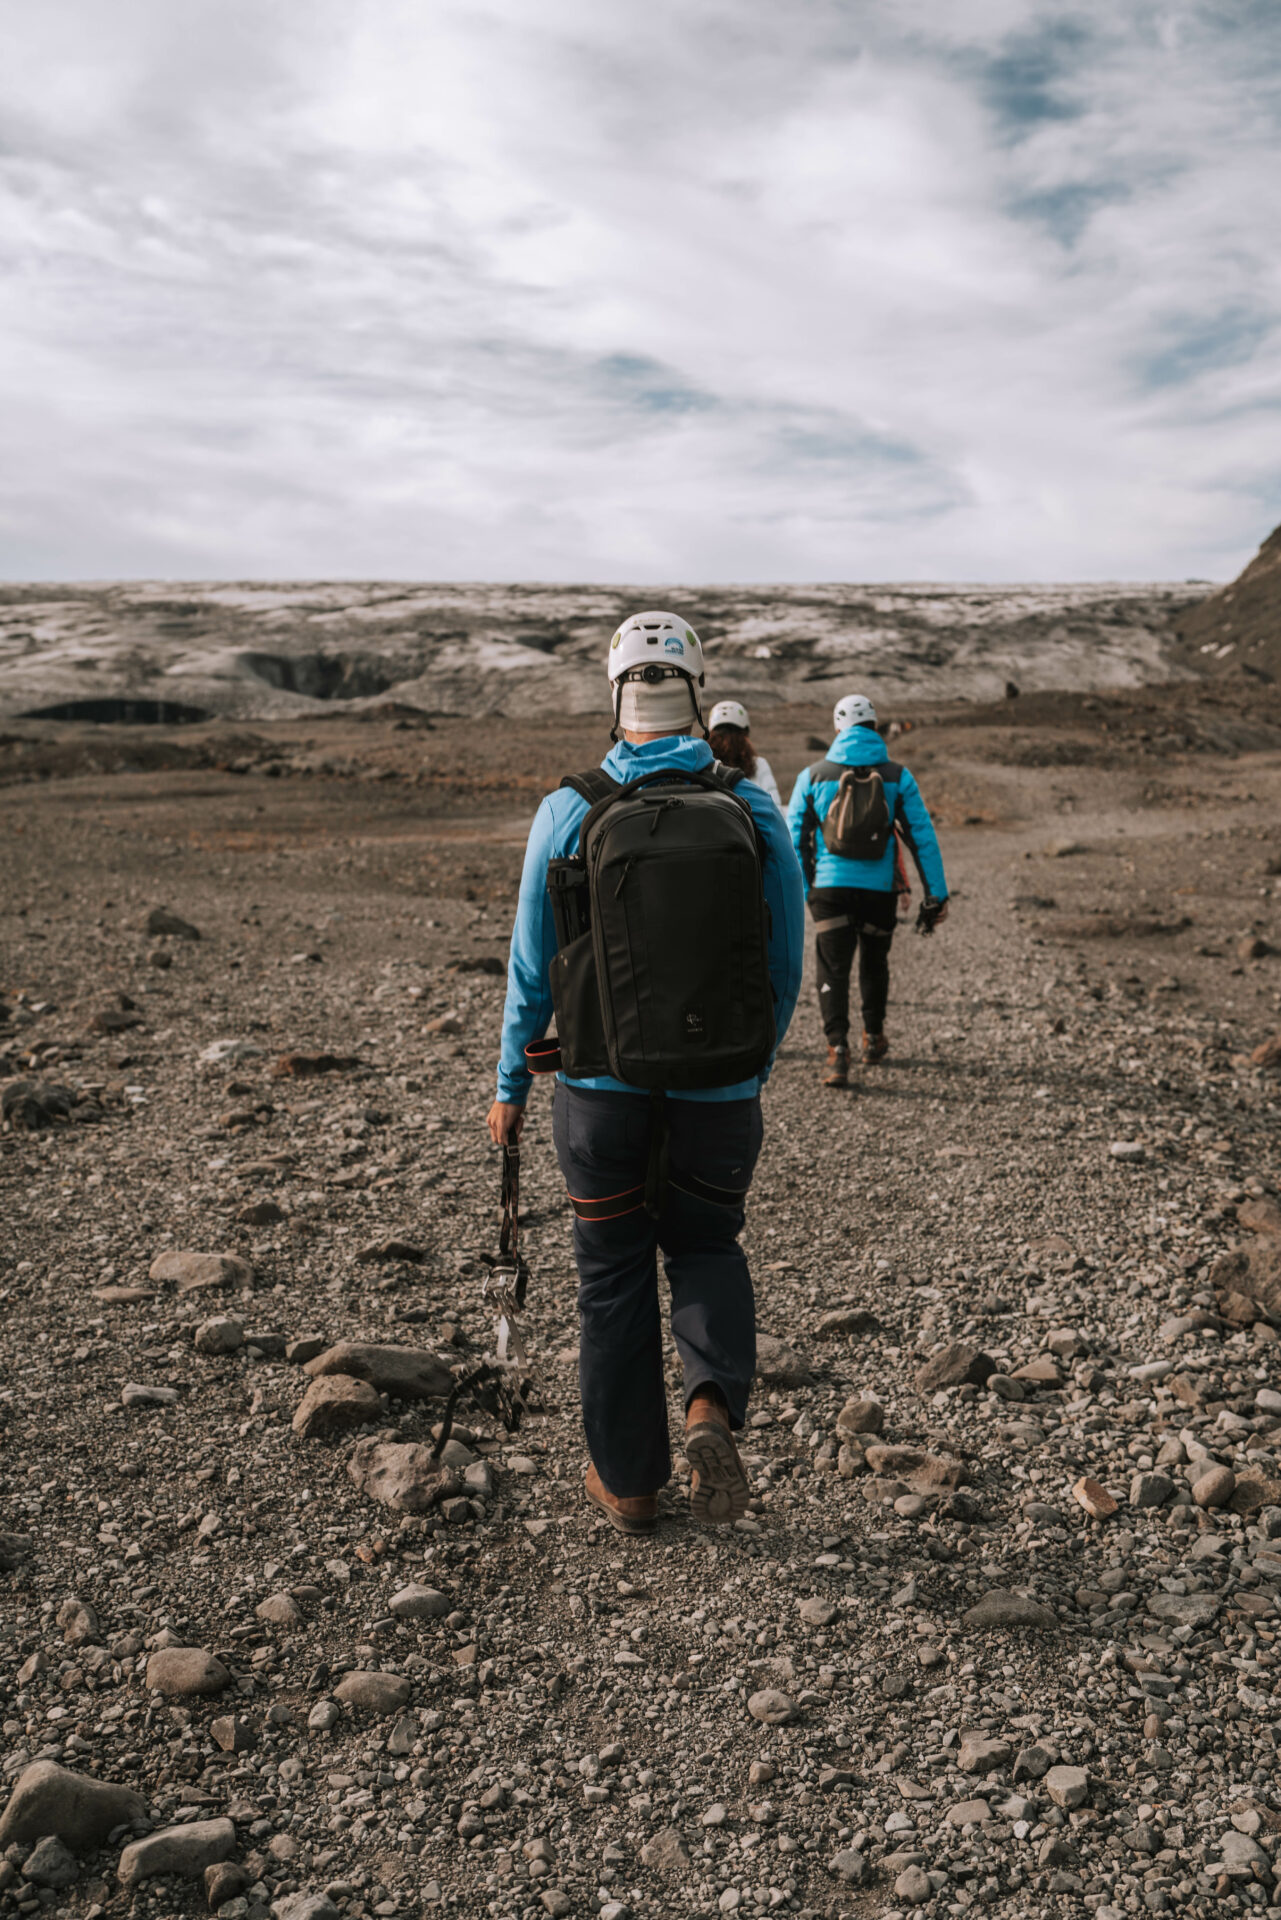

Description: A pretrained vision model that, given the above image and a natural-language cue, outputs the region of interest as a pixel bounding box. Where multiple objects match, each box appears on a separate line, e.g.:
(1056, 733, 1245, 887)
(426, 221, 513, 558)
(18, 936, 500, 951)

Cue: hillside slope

(1173, 522, 1281, 683)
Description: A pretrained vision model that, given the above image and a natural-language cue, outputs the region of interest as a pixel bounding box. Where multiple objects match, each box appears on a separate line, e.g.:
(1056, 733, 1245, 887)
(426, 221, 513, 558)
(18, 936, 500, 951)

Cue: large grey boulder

(292, 1373, 382, 1438)
(754, 1333, 810, 1386)
(118, 1817, 236, 1888)
(916, 1342, 996, 1392)
(304, 1341, 452, 1400)
(1148, 1592, 1219, 1628)
(149, 1249, 253, 1293)
(20, 1836, 79, 1888)
(272, 1893, 343, 1920)
(146, 908, 201, 939)
(333, 1670, 412, 1716)
(0, 1761, 146, 1852)
(347, 1440, 460, 1513)
(640, 1826, 690, 1872)
(962, 1589, 1057, 1630)
(389, 1584, 450, 1620)
(145, 1647, 231, 1697)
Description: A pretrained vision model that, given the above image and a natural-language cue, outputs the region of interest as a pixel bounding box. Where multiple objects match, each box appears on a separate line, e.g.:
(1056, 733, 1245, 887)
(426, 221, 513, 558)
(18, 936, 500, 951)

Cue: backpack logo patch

(684, 1007, 706, 1038)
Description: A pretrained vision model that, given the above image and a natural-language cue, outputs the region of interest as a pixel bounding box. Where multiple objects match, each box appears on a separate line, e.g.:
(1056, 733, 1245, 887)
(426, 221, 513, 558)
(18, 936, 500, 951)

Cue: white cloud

(0, 0, 1277, 581)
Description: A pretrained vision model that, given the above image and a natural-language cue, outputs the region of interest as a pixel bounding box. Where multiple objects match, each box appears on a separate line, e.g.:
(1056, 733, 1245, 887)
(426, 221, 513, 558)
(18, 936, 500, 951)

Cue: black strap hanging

(495, 1143, 530, 1311)
(431, 1144, 539, 1456)
(643, 1091, 670, 1219)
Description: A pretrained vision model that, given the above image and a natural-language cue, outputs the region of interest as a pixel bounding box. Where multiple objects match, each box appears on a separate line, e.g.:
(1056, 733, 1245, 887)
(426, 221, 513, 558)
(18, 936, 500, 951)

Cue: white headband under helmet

(607, 611, 705, 739)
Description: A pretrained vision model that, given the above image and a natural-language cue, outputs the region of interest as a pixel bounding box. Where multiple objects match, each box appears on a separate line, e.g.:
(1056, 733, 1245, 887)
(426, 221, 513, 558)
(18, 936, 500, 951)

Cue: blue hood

(603, 734, 714, 781)
(828, 727, 888, 767)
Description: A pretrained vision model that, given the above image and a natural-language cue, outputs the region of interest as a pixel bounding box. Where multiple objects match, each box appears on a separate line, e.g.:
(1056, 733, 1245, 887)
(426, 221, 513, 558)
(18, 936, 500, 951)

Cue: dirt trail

(1, 694, 1280, 1920)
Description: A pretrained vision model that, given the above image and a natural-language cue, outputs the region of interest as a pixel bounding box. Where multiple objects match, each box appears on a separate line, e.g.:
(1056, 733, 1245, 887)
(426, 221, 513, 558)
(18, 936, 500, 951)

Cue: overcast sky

(1, 0, 1279, 583)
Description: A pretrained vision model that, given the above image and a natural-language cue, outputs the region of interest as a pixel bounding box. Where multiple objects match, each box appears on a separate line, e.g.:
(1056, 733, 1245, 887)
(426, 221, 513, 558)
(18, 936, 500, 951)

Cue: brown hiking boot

(685, 1390, 750, 1525)
(822, 1044, 850, 1088)
(863, 1030, 889, 1064)
(584, 1463, 657, 1536)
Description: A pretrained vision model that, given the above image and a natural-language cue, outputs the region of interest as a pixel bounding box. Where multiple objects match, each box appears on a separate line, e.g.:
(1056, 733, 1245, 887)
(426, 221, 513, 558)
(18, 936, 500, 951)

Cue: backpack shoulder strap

(710, 762, 746, 790)
(559, 769, 620, 806)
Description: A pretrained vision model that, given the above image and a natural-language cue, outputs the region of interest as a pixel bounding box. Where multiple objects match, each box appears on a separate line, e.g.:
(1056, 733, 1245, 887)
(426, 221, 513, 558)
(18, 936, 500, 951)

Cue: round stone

(747, 1689, 795, 1725)
(895, 1864, 932, 1905)
(1192, 1465, 1235, 1509)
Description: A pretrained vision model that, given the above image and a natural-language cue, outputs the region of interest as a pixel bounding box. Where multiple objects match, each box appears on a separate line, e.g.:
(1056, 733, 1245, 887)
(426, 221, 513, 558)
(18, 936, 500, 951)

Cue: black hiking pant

(553, 1084, 763, 1498)
(808, 885, 898, 1043)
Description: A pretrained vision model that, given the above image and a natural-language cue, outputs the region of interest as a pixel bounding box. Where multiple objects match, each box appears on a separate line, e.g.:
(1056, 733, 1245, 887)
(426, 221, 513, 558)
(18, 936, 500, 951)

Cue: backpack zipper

(648, 797, 685, 834)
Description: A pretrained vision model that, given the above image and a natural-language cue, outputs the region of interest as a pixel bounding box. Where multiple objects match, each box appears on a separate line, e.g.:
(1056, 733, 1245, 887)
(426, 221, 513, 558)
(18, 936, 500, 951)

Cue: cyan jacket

(497, 734, 805, 1105)
(786, 727, 947, 900)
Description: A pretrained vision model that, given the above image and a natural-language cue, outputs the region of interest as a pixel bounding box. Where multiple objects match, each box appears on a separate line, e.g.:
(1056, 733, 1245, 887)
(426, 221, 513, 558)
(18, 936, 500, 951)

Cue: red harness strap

(567, 1183, 646, 1223)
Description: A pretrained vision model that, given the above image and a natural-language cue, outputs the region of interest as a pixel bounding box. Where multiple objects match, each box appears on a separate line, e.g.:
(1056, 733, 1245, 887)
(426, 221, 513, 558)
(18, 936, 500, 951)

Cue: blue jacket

(497, 734, 805, 1104)
(786, 728, 947, 900)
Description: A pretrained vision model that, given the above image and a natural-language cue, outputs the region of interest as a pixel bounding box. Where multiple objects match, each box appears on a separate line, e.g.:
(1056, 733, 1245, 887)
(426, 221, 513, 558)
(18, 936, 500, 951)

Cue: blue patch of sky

(772, 418, 923, 468)
(598, 353, 721, 415)
(590, 351, 963, 514)
(1137, 306, 1273, 391)
(975, 17, 1093, 139)
(753, 406, 970, 521)
(1007, 179, 1130, 249)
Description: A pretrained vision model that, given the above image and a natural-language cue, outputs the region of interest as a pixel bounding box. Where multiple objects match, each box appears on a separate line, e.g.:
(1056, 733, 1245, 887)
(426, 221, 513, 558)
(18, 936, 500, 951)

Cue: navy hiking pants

(553, 1084, 763, 1498)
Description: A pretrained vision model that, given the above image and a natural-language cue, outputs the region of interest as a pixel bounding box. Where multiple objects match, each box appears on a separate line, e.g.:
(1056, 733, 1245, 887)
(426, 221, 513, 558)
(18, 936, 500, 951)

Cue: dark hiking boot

(685, 1391, 751, 1525)
(822, 1044, 850, 1088)
(862, 1030, 889, 1064)
(584, 1463, 657, 1536)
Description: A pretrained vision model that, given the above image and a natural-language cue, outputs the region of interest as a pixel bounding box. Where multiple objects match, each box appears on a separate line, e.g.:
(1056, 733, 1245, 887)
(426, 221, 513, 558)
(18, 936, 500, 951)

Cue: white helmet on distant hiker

(708, 699, 750, 732)
(608, 610, 705, 740)
(834, 692, 877, 732)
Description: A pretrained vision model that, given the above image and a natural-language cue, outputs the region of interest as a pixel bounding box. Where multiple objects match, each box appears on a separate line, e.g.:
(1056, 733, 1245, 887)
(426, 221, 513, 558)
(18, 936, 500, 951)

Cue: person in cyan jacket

(786, 691, 948, 1088)
(488, 612, 805, 1538)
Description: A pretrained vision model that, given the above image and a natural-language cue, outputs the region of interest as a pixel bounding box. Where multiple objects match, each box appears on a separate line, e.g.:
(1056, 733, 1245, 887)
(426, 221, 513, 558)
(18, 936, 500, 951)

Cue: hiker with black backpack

(786, 692, 948, 1089)
(487, 611, 804, 1536)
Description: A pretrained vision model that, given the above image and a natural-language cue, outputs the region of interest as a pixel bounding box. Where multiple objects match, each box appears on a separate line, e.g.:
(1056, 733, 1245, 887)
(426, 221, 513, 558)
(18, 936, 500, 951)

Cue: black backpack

(543, 765, 775, 1090)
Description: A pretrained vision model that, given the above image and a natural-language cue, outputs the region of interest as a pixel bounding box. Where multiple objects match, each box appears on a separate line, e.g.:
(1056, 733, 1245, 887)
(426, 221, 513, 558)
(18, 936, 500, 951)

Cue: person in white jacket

(707, 700, 782, 807)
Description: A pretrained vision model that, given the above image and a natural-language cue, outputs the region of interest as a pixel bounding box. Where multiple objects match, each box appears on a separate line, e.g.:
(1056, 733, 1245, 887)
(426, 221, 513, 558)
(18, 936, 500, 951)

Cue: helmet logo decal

(663, 636, 684, 655)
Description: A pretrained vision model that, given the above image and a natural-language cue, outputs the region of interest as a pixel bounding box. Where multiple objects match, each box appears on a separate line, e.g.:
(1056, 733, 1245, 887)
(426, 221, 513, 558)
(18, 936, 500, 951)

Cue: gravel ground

(2, 692, 1281, 1920)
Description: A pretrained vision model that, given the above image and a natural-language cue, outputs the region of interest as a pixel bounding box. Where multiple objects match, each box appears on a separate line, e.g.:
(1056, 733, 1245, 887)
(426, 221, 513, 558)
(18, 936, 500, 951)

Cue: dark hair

(708, 724, 757, 779)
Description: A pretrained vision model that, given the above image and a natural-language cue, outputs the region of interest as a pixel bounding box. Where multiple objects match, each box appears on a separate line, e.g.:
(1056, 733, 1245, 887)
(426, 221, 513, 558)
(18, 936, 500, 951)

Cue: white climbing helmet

(708, 699, 750, 732)
(607, 610, 705, 738)
(834, 692, 877, 731)
(608, 610, 704, 686)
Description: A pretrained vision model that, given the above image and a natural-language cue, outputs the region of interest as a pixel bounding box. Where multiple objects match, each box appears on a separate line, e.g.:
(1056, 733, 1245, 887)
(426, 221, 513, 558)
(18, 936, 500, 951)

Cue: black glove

(917, 898, 944, 936)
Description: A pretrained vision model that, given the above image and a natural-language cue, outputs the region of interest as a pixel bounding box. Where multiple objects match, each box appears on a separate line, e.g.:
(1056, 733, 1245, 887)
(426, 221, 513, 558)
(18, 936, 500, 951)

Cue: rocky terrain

(2, 672, 1281, 1920)
(0, 580, 1206, 730)
(1172, 523, 1281, 689)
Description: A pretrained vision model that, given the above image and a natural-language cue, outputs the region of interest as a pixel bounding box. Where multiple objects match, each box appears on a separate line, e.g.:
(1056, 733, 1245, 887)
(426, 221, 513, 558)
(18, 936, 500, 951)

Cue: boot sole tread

(686, 1422, 750, 1525)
